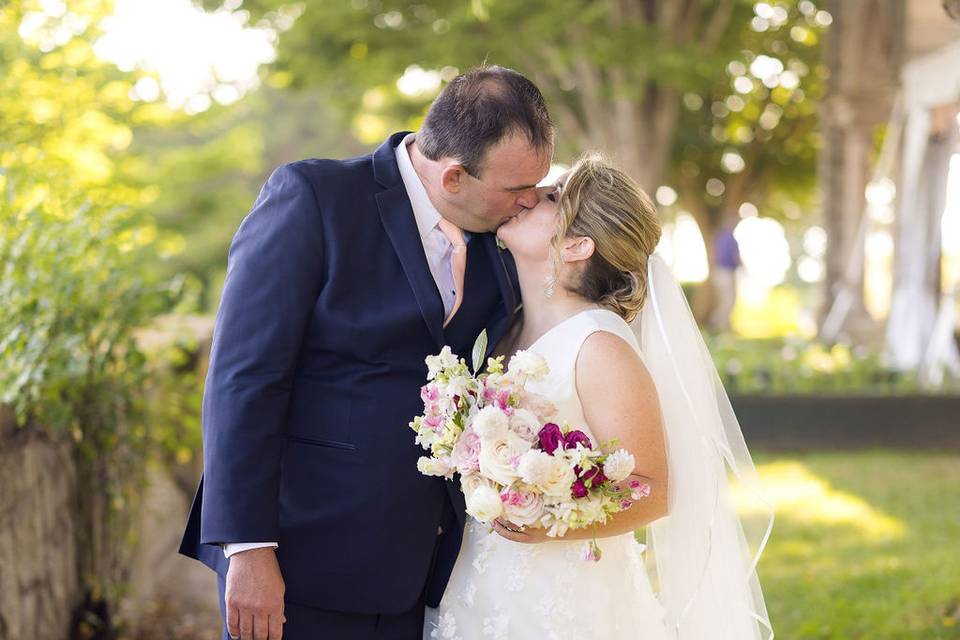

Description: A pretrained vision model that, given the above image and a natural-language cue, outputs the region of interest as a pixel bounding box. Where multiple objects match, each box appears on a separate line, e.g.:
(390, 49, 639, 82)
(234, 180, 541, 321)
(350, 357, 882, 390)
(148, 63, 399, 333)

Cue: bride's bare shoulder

(575, 330, 655, 401)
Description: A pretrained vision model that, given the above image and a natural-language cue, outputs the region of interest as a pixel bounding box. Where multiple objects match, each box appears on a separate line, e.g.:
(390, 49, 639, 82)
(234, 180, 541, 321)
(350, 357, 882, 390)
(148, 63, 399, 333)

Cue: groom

(179, 65, 554, 639)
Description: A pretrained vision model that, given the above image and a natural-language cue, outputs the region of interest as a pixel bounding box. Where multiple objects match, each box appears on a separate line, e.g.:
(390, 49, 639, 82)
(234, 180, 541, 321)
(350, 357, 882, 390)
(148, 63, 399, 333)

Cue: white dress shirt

(396, 132, 468, 317)
(223, 133, 459, 558)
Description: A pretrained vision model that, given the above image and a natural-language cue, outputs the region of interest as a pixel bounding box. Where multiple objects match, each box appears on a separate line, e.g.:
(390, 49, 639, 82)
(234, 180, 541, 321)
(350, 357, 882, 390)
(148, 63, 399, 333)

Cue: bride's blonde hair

(552, 152, 662, 322)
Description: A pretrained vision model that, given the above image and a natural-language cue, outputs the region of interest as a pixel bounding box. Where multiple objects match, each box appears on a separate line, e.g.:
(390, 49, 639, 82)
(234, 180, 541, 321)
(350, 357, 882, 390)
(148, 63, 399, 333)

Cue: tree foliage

(233, 1, 825, 206)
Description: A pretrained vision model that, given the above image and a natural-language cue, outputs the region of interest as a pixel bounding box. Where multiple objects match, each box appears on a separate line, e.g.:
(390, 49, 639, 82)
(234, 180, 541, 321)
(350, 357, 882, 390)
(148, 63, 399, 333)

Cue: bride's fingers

(492, 518, 527, 541)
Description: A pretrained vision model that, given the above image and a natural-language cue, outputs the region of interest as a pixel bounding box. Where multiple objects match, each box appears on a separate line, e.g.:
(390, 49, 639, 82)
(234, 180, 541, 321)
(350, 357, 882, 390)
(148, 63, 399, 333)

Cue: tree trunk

(819, 0, 904, 342)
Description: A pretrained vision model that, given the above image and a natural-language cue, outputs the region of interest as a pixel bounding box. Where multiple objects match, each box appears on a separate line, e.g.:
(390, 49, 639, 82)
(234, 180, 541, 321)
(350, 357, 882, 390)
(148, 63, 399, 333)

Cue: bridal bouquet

(410, 333, 650, 560)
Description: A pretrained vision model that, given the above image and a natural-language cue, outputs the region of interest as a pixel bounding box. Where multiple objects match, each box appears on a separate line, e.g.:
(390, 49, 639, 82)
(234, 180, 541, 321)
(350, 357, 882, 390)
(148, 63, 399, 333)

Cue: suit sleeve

(199, 163, 325, 545)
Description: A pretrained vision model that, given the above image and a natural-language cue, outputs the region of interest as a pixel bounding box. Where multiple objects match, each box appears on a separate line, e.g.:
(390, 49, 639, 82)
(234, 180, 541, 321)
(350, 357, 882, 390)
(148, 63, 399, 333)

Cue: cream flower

(578, 495, 607, 523)
(425, 346, 459, 380)
(603, 449, 636, 483)
(461, 472, 488, 500)
(472, 405, 509, 439)
(508, 408, 542, 443)
(508, 350, 549, 381)
(464, 481, 503, 523)
(478, 432, 530, 486)
(518, 450, 575, 499)
(417, 456, 453, 478)
(517, 450, 553, 485)
(414, 427, 437, 449)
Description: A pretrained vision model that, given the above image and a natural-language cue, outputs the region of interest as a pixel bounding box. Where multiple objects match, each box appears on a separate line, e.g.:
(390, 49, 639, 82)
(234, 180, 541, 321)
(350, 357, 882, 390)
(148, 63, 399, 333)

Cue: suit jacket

(179, 131, 520, 614)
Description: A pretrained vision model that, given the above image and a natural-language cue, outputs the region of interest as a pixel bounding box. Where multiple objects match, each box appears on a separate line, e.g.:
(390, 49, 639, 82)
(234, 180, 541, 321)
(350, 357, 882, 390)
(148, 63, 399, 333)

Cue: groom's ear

(440, 164, 467, 194)
(562, 236, 595, 264)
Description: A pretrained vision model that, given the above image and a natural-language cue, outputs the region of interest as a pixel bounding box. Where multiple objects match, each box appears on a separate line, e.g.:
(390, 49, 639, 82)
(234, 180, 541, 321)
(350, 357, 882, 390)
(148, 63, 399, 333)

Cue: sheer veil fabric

(634, 253, 775, 639)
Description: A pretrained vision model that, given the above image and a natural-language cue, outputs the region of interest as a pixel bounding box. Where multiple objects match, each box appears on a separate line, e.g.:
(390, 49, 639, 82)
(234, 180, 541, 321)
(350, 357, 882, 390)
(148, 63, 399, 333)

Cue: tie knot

(437, 217, 466, 249)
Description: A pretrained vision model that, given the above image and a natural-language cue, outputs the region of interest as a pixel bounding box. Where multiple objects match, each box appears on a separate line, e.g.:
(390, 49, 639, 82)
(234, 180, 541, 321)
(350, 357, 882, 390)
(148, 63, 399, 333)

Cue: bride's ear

(561, 236, 595, 264)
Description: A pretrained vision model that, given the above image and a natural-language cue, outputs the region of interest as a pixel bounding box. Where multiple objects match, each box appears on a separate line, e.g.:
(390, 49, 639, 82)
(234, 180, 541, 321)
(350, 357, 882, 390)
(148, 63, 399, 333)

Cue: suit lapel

(373, 132, 521, 355)
(482, 234, 520, 360)
(374, 132, 445, 349)
(377, 184, 446, 349)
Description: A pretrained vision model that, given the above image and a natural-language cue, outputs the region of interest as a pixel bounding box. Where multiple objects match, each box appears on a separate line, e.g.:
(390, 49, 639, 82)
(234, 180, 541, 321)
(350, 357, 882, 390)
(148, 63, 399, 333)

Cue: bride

(425, 153, 775, 639)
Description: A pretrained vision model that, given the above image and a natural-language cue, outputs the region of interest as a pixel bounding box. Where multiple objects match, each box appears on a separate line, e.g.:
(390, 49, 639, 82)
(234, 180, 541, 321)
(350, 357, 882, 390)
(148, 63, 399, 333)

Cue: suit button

(437, 526, 444, 535)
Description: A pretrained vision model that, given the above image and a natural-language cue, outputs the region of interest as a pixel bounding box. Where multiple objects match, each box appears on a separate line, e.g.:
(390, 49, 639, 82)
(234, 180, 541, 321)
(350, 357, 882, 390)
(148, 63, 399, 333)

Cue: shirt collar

(395, 132, 442, 241)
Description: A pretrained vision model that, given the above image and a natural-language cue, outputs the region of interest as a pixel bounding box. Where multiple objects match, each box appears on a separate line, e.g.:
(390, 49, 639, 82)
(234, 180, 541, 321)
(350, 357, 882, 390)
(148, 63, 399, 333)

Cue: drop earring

(543, 273, 556, 299)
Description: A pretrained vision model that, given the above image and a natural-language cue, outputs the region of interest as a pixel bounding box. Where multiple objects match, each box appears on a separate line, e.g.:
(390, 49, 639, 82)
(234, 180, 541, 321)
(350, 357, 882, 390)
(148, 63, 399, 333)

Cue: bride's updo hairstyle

(552, 153, 662, 323)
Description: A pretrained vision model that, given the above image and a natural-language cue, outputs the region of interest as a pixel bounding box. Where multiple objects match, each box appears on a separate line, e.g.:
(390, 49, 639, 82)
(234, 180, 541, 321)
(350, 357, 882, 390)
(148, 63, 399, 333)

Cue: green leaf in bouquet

(472, 329, 489, 374)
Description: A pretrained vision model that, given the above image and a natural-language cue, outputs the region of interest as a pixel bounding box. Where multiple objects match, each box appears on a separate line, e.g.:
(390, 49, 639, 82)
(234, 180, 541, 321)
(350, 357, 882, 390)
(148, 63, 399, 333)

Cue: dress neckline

(524, 307, 619, 353)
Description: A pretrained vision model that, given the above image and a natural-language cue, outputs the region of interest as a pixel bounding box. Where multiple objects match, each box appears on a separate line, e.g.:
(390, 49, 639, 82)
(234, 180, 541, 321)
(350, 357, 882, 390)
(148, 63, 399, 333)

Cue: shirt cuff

(222, 542, 279, 558)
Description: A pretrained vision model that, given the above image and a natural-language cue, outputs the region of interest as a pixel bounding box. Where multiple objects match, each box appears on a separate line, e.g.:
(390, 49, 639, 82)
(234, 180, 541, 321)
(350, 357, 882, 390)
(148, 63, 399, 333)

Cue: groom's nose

(514, 188, 539, 209)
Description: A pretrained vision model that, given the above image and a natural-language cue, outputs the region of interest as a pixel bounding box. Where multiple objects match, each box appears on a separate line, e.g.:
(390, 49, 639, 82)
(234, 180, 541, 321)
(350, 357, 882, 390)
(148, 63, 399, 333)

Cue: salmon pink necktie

(437, 217, 467, 327)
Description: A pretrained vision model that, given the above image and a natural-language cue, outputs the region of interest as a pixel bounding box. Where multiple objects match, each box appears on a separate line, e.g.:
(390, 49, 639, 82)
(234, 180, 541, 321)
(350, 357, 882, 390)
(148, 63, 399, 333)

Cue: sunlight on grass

(732, 460, 906, 541)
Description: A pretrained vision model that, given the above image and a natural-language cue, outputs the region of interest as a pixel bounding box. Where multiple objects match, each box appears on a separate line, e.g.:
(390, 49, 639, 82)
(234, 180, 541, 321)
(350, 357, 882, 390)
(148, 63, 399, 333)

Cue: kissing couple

(180, 64, 774, 640)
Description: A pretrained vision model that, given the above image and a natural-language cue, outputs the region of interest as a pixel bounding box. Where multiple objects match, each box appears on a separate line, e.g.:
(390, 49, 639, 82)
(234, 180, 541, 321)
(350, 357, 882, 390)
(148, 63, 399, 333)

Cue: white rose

(540, 457, 576, 499)
(603, 449, 636, 483)
(478, 432, 530, 486)
(472, 405, 509, 439)
(461, 473, 487, 499)
(508, 408, 542, 443)
(518, 450, 575, 499)
(465, 482, 503, 523)
(508, 350, 549, 381)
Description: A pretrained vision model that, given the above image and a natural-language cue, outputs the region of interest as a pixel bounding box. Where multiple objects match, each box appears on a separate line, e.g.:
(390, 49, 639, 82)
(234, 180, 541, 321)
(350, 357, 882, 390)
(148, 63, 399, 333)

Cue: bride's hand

(492, 518, 551, 543)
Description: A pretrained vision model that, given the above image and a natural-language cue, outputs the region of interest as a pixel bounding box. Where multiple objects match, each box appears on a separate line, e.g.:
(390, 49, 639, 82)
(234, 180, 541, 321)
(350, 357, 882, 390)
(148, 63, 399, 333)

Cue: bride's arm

(565, 330, 670, 540)
(492, 330, 670, 544)
(495, 331, 669, 543)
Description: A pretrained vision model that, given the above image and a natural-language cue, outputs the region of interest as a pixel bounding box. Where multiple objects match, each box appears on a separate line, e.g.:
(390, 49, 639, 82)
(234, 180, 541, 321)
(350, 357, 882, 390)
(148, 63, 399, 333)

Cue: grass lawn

(747, 449, 960, 639)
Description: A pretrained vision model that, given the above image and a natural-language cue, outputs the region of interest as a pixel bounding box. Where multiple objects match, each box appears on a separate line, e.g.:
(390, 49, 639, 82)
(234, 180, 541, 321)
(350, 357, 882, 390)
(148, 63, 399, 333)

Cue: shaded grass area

(750, 449, 960, 639)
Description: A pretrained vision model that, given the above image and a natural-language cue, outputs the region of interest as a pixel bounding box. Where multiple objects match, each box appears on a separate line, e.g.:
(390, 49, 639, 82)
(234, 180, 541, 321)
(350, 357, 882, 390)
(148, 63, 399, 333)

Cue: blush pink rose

(499, 484, 545, 527)
(451, 429, 481, 475)
(520, 392, 557, 423)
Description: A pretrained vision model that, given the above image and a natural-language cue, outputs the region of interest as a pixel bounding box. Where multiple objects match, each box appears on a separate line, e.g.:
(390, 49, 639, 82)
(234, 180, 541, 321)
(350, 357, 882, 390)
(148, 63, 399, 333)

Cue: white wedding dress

(424, 308, 670, 640)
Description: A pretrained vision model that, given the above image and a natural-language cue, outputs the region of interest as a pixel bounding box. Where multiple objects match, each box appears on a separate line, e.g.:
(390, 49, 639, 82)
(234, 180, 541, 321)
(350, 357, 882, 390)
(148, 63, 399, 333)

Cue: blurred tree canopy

(120, 86, 364, 306)
(1, 0, 180, 429)
(210, 0, 828, 317)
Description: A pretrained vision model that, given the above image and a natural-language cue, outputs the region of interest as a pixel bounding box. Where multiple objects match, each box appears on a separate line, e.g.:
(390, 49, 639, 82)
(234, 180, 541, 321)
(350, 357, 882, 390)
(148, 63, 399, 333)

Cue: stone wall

(0, 408, 81, 640)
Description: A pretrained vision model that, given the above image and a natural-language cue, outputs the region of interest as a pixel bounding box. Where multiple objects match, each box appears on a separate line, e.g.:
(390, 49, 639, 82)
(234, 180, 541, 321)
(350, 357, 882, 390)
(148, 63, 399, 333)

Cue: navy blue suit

(179, 132, 520, 637)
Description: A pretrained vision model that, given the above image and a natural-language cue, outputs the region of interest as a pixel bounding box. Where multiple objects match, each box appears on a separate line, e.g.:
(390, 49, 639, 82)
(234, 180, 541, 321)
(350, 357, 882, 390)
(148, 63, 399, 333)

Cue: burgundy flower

(571, 478, 588, 499)
(563, 430, 593, 451)
(538, 423, 564, 454)
(580, 464, 608, 488)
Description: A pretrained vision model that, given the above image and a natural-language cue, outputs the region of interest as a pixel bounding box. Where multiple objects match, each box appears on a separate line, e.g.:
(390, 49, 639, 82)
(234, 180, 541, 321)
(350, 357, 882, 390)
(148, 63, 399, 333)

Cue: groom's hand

(225, 547, 286, 640)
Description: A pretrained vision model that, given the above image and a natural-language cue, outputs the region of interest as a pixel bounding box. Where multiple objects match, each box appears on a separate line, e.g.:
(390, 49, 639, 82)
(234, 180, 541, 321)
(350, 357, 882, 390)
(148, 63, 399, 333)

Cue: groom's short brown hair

(417, 65, 554, 177)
